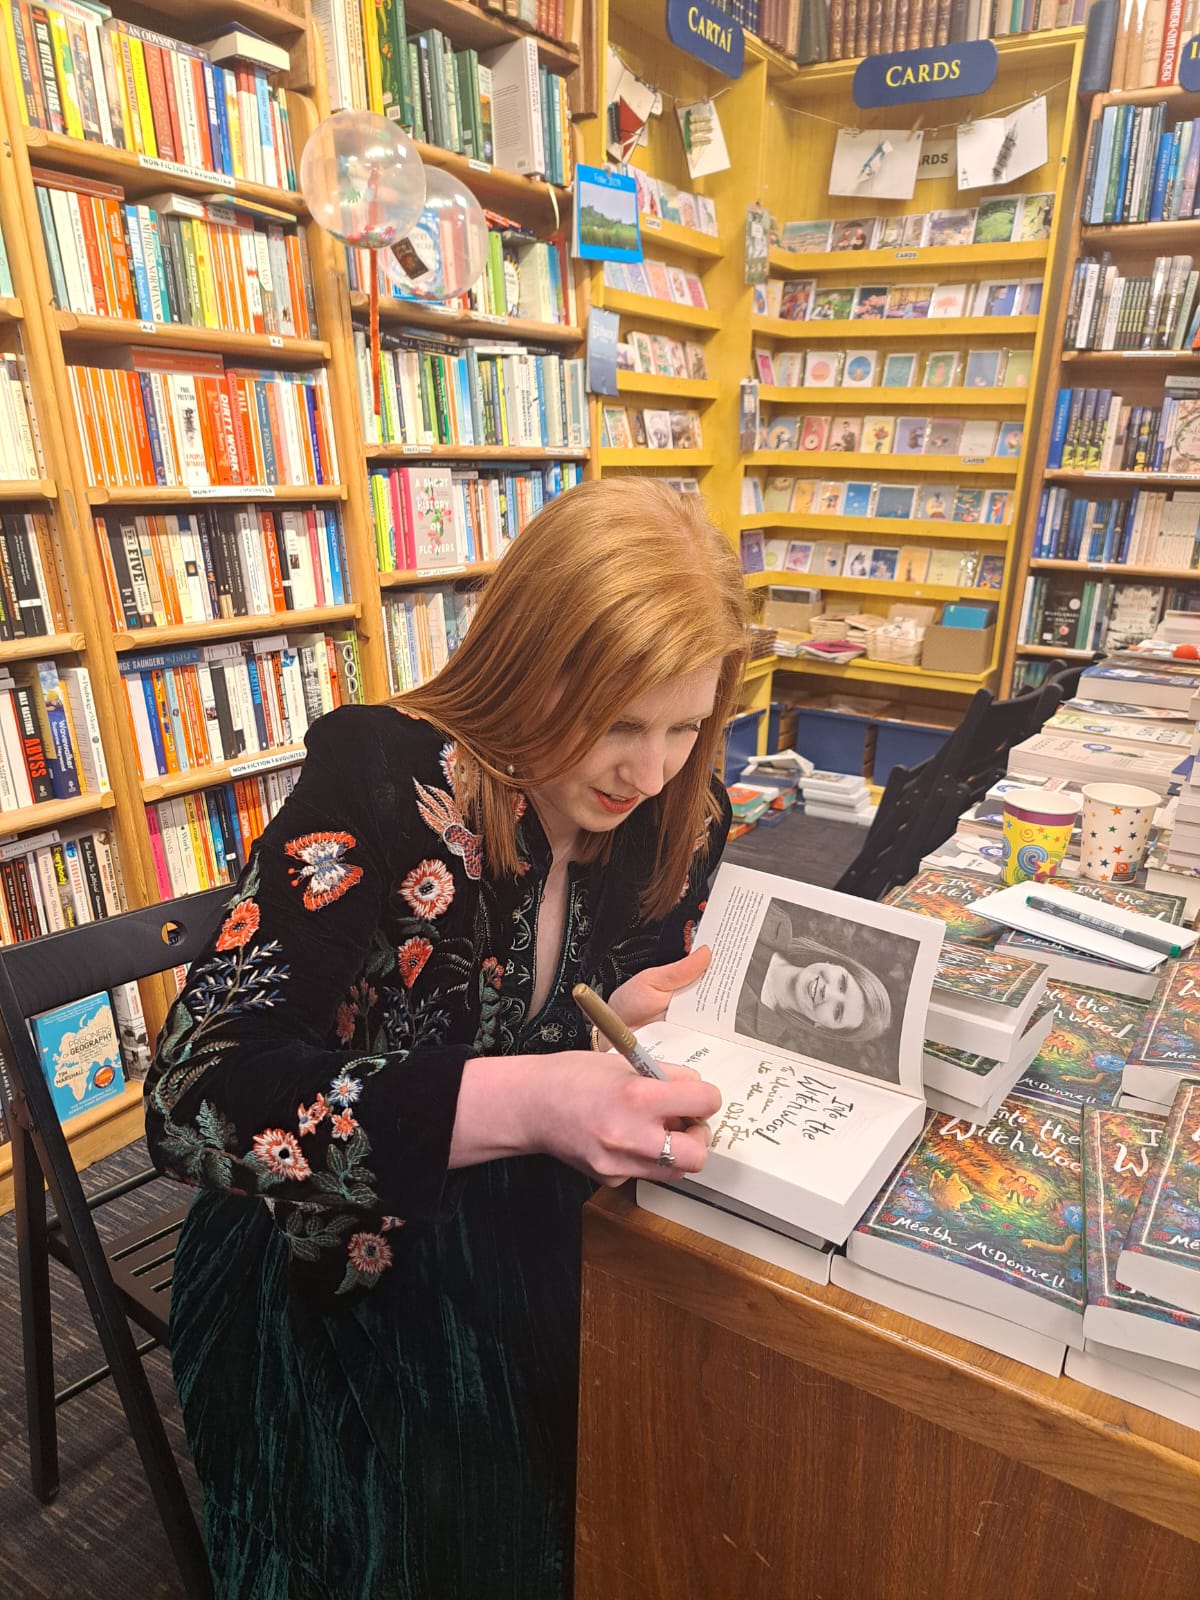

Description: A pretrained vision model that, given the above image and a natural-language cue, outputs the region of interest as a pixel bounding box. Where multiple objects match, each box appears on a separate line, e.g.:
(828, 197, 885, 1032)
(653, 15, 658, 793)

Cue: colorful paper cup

(1079, 782, 1160, 883)
(1000, 789, 1081, 885)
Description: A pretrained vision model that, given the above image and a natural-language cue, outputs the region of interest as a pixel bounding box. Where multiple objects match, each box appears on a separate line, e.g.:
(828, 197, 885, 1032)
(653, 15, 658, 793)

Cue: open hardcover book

(636, 865, 945, 1244)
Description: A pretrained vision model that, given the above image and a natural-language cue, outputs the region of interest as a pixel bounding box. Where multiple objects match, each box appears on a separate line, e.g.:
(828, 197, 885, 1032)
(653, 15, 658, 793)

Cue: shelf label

(138, 155, 235, 190)
(229, 749, 306, 779)
(853, 40, 998, 108)
(960, 456, 986, 466)
(893, 249, 918, 261)
(665, 0, 744, 77)
(643, 216, 662, 230)
(477, 313, 508, 324)
(467, 159, 491, 174)
(269, 335, 284, 347)
(401, 444, 425, 454)
(415, 565, 467, 579)
(138, 321, 156, 333)
(190, 484, 277, 498)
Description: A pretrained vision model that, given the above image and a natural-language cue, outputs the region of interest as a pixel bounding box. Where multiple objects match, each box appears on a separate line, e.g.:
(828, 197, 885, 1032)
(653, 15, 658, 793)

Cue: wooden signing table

(575, 1189, 1200, 1600)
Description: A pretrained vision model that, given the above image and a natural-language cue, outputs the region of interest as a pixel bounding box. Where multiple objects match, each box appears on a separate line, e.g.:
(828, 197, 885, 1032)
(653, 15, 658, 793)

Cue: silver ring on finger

(657, 1129, 675, 1167)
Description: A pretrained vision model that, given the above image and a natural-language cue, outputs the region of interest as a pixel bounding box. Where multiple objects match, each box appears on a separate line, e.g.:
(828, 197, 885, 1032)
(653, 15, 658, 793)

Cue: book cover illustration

(1017, 980, 1144, 1109)
(1124, 961, 1200, 1072)
(855, 1094, 1086, 1315)
(883, 868, 1001, 946)
(932, 942, 1044, 1007)
(924, 1039, 1003, 1081)
(1120, 1081, 1200, 1290)
(1084, 1106, 1199, 1334)
(31, 991, 125, 1125)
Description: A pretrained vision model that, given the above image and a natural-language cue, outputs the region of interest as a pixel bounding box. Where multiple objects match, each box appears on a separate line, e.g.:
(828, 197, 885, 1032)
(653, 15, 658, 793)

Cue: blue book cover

(123, 205, 153, 319)
(1149, 131, 1174, 222)
(31, 992, 124, 1125)
(138, 674, 168, 776)
(1088, 105, 1117, 225)
(1047, 388, 1072, 468)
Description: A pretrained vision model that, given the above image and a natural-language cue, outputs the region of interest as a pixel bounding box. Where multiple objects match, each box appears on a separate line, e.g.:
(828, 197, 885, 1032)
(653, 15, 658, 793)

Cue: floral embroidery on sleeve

(399, 859, 455, 917)
(397, 936, 433, 988)
(284, 832, 364, 910)
(413, 779, 482, 879)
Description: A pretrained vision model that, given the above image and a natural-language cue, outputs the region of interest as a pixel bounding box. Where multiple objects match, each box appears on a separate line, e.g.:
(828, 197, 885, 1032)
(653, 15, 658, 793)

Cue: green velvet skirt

(170, 1156, 594, 1600)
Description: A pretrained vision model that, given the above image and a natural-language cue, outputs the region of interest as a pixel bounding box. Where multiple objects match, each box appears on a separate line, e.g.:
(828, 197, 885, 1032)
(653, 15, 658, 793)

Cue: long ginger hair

(398, 478, 748, 920)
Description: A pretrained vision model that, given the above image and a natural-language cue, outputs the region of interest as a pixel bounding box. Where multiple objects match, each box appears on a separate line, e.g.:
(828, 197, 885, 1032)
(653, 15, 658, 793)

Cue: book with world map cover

(30, 991, 124, 1125)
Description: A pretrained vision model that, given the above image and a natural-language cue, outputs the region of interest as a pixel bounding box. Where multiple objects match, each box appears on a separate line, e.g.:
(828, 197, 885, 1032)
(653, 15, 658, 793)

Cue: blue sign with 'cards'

(665, 0, 744, 79)
(1179, 36, 1200, 91)
(853, 40, 998, 108)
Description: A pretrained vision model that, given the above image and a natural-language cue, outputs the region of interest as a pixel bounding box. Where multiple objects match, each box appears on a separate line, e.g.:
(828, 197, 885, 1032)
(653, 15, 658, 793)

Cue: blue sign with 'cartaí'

(1179, 35, 1200, 91)
(665, 0, 744, 79)
(853, 40, 997, 107)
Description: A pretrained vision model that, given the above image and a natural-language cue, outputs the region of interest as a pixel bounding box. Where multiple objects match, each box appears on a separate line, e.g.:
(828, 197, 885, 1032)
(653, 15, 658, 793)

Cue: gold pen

(572, 982, 668, 1081)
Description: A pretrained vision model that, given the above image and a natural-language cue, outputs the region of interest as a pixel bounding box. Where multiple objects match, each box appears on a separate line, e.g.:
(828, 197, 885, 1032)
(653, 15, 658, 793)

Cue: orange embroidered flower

(440, 741, 459, 787)
(399, 859, 455, 918)
(297, 1095, 328, 1136)
(335, 1001, 357, 1044)
(397, 936, 433, 988)
(216, 899, 260, 951)
(330, 1108, 358, 1139)
(347, 1232, 393, 1275)
(481, 956, 504, 988)
(510, 791, 527, 821)
(251, 1129, 312, 1180)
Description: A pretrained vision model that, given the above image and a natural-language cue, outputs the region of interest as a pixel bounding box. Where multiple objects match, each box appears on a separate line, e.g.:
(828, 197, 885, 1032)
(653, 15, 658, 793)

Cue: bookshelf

(1002, 78, 1200, 690)
(737, 26, 1087, 713)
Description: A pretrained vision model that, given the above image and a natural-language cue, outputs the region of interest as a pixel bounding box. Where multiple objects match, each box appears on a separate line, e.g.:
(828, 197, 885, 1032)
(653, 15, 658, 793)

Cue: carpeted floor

(0, 809, 865, 1598)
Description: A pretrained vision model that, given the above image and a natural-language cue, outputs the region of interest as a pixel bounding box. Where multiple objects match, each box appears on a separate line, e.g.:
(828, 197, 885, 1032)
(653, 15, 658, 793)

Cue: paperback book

(1082, 1105, 1200, 1370)
(635, 864, 944, 1244)
(1122, 961, 1200, 1106)
(994, 880, 1188, 1001)
(922, 1003, 1056, 1124)
(847, 1092, 1086, 1349)
(1017, 980, 1145, 1111)
(882, 868, 1002, 947)
(926, 944, 1048, 1057)
(30, 992, 125, 1126)
(1116, 1080, 1200, 1317)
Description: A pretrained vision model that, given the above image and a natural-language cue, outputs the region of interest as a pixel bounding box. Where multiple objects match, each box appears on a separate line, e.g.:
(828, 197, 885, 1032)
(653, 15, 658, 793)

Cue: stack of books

(1120, 957, 1200, 1111)
(799, 769, 872, 825)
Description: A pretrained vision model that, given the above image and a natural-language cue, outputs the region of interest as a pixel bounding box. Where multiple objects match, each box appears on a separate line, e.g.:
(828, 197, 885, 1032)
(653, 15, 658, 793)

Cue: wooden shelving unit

(1002, 80, 1200, 688)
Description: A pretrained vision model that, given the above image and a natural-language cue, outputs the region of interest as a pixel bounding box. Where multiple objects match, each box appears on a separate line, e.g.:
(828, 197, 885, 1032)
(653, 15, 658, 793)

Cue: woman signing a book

(145, 478, 745, 1600)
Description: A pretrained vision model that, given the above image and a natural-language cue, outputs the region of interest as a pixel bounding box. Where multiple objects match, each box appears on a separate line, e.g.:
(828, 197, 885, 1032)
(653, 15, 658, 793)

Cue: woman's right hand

(450, 1051, 722, 1185)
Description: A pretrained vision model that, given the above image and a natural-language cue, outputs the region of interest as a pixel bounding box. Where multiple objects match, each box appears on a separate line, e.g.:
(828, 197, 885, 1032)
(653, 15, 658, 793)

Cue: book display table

(575, 1188, 1200, 1600)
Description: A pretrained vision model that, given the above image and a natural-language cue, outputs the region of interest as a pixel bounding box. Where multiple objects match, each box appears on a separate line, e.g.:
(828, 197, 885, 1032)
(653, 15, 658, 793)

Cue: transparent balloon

(384, 170, 489, 301)
(300, 111, 426, 250)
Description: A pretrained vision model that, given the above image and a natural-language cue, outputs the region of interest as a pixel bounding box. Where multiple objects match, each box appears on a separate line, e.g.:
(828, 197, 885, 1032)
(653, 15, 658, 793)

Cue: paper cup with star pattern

(1079, 783, 1160, 882)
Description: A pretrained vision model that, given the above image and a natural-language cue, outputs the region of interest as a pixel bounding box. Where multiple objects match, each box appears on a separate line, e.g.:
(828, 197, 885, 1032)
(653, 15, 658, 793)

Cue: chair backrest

(927, 681, 1066, 809)
(836, 759, 969, 901)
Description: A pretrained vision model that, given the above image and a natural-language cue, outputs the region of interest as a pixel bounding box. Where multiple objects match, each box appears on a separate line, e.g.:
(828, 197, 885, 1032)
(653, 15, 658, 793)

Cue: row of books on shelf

(35, 174, 318, 340)
(1083, 101, 1200, 227)
(356, 332, 589, 451)
(601, 259, 709, 311)
(753, 345, 1033, 391)
(630, 169, 718, 236)
(147, 767, 297, 897)
(0, 355, 44, 482)
(0, 822, 124, 947)
(1065, 253, 1200, 352)
(1017, 577, 1173, 652)
(741, 533, 1003, 588)
(779, 195, 1056, 257)
(1031, 486, 1200, 565)
(616, 331, 709, 383)
(369, 459, 581, 573)
(68, 355, 340, 491)
(0, 658, 107, 810)
(0, 513, 71, 640)
(757, 413, 1024, 459)
(94, 506, 350, 632)
(743, 474, 1015, 524)
(750, 0, 1099, 65)
(600, 406, 702, 452)
(118, 629, 362, 783)
(7, 1, 296, 191)
(348, 229, 576, 327)
(383, 583, 477, 693)
(1047, 378, 1200, 475)
(754, 277, 1043, 324)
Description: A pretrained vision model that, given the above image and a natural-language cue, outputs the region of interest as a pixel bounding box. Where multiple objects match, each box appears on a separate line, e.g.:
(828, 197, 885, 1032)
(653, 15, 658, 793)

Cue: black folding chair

(0, 887, 228, 1600)
(835, 760, 970, 901)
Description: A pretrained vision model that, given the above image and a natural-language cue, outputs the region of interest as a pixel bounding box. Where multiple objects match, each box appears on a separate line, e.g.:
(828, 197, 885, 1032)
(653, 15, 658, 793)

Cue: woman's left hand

(606, 945, 711, 1032)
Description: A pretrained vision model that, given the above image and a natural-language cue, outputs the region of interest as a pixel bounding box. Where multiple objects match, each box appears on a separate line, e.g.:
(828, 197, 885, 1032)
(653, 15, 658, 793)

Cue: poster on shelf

(573, 165, 643, 262)
(829, 127, 924, 200)
(677, 99, 730, 179)
(957, 97, 1048, 190)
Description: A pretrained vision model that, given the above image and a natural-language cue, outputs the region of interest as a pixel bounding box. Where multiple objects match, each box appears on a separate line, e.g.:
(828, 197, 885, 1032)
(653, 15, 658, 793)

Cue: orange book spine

(260, 512, 287, 610)
(92, 514, 124, 627)
(179, 664, 210, 766)
(100, 195, 137, 318)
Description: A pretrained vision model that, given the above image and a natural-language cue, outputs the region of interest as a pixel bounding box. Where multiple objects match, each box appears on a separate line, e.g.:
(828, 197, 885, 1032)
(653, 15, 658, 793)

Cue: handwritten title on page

(663, 1035, 857, 1149)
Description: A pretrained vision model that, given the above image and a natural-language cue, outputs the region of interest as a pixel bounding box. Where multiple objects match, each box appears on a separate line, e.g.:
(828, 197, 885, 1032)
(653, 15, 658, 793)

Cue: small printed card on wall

(586, 306, 620, 396)
(678, 99, 730, 179)
(957, 96, 1048, 189)
(829, 127, 924, 200)
(745, 203, 770, 285)
(574, 165, 643, 262)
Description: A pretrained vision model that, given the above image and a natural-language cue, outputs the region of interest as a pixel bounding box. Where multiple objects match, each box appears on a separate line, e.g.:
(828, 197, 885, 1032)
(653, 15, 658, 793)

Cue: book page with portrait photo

(665, 864, 944, 1094)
